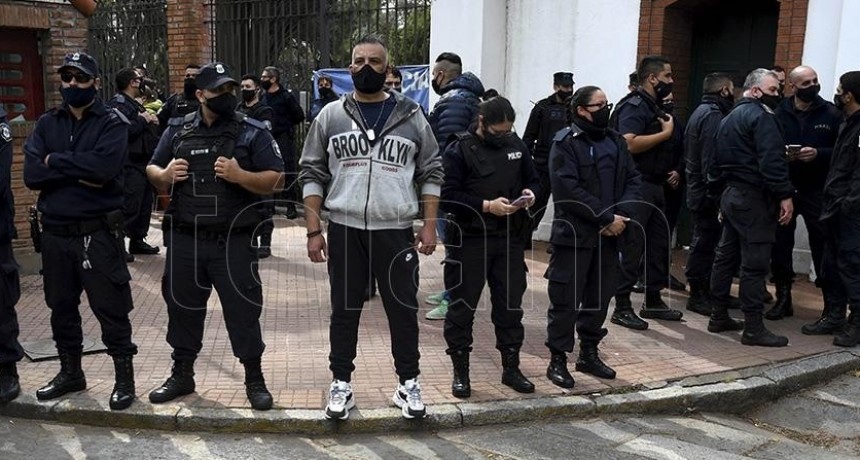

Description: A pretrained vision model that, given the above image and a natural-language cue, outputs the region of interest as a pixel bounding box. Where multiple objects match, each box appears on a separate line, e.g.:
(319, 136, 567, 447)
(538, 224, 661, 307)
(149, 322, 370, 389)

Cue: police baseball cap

(553, 72, 574, 85)
(58, 52, 100, 77)
(195, 62, 238, 90)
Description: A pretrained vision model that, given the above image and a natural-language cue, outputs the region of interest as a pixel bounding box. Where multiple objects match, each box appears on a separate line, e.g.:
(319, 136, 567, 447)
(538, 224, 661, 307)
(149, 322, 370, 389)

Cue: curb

(2, 350, 858, 434)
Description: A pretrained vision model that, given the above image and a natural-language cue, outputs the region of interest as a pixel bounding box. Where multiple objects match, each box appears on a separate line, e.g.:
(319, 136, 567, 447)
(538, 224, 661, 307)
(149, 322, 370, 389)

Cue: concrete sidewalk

(2, 219, 858, 433)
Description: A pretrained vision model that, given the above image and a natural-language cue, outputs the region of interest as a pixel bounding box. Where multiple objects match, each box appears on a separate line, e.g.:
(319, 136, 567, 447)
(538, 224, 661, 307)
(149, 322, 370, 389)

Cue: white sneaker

(392, 378, 426, 419)
(324, 380, 355, 420)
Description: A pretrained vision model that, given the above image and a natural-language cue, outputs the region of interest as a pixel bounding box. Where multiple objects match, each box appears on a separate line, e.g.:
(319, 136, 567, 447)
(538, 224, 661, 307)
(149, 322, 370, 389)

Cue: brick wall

(774, 0, 809, 75)
(166, 0, 211, 94)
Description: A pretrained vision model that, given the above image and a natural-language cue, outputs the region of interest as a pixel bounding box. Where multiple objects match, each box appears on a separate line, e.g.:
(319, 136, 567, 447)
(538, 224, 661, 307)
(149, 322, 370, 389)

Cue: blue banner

(312, 65, 430, 112)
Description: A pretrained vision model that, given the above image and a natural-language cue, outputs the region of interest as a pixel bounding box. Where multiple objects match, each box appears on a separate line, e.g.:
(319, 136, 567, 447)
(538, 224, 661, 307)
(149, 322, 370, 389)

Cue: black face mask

(759, 92, 781, 110)
(572, 111, 609, 140)
(834, 93, 846, 111)
(795, 84, 820, 103)
(654, 79, 673, 100)
(351, 65, 387, 94)
(661, 101, 675, 115)
(481, 123, 512, 149)
(205, 92, 237, 118)
(61, 85, 97, 108)
(260, 80, 273, 91)
(432, 77, 443, 96)
(590, 105, 612, 129)
(183, 77, 197, 98)
(319, 87, 336, 99)
(557, 90, 573, 101)
(241, 89, 257, 103)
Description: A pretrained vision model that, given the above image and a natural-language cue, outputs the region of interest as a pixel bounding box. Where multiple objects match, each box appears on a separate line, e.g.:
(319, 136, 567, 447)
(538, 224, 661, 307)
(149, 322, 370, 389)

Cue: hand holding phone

(510, 195, 531, 208)
(786, 144, 802, 159)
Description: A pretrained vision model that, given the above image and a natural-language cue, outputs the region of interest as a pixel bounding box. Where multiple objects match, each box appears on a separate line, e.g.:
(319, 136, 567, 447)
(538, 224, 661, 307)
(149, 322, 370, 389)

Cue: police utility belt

(41, 210, 124, 237)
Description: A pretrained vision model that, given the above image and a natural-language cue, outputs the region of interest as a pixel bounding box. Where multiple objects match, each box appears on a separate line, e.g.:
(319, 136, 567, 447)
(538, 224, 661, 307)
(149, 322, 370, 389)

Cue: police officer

(441, 96, 539, 398)
(237, 74, 276, 259)
(545, 86, 641, 389)
(146, 62, 283, 411)
(767, 66, 844, 324)
(709, 68, 794, 347)
(0, 107, 23, 404)
(23, 52, 138, 410)
(157, 64, 201, 131)
(821, 71, 860, 347)
(610, 56, 683, 330)
(683, 73, 736, 316)
(522, 71, 574, 231)
(107, 68, 161, 261)
(261, 65, 304, 219)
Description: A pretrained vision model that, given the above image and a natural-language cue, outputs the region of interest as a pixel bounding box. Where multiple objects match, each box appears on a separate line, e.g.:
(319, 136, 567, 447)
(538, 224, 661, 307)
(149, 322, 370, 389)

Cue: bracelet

(306, 230, 322, 238)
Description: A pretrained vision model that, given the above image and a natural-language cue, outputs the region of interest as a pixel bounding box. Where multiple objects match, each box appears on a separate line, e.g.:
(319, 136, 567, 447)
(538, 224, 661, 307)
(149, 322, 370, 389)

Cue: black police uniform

(441, 130, 539, 354)
(237, 100, 277, 254)
(157, 92, 200, 132)
(610, 89, 675, 310)
(23, 97, 137, 358)
(263, 86, 304, 207)
(709, 98, 794, 319)
(545, 123, 641, 365)
(151, 109, 282, 364)
(768, 95, 843, 318)
(684, 94, 734, 289)
(522, 85, 571, 229)
(107, 92, 160, 248)
(0, 108, 24, 400)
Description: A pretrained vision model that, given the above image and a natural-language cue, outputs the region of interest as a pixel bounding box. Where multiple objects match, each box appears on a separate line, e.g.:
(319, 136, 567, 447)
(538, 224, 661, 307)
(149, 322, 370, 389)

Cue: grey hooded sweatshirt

(300, 91, 443, 230)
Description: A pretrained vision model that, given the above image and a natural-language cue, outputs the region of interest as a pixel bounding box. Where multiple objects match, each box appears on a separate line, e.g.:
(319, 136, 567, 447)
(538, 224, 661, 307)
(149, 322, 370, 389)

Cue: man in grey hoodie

(300, 34, 443, 421)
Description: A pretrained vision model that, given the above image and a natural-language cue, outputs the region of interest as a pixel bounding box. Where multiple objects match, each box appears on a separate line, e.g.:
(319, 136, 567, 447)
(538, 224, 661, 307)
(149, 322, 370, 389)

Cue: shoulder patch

(626, 95, 643, 107)
(113, 94, 126, 105)
(242, 115, 268, 131)
(271, 139, 282, 158)
(111, 108, 131, 125)
(0, 123, 11, 143)
(552, 126, 573, 142)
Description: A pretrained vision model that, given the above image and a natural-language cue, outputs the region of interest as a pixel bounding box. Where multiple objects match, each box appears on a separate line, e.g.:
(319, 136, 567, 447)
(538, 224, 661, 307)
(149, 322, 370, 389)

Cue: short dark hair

(241, 74, 261, 87)
(435, 52, 462, 67)
(840, 71, 860, 101)
(628, 71, 639, 87)
(570, 85, 602, 109)
(482, 88, 499, 101)
(637, 56, 670, 82)
(356, 33, 387, 49)
(386, 65, 402, 80)
(702, 72, 733, 94)
(478, 96, 516, 125)
(771, 65, 785, 73)
(263, 66, 281, 82)
(186, 64, 200, 70)
(115, 67, 139, 92)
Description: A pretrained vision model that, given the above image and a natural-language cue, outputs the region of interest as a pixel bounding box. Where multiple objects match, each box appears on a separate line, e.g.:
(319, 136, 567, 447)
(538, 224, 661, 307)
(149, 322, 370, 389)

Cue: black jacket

(774, 95, 842, 191)
(684, 95, 732, 211)
(548, 124, 642, 248)
(522, 93, 570, 169)
(0, 109, 14, 243)
(107, 93, 159, 166)
(710, 98, 794, 200)
(822, 110, 860, 219)
(23, 99, 130, 225)
(263, 87, 305, 139)
(428, 72, 484, 152)
(237, 100, 274, 125)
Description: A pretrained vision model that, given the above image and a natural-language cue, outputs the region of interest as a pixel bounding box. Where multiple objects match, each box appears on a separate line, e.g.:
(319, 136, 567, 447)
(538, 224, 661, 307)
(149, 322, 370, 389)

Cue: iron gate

(88, 0, 169, 99)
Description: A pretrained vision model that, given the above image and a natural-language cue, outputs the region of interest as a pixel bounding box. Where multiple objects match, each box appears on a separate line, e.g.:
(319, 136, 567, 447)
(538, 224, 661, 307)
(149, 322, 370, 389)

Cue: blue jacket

(23, 99, 129, 225)
(429, 72, 484, 152)
(774, 94, 842, 192)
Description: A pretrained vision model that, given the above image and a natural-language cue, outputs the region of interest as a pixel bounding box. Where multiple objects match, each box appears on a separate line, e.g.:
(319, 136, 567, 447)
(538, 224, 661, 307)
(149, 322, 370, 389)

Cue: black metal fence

(88, 0, 169, 99)
(206, 0, 431, 94)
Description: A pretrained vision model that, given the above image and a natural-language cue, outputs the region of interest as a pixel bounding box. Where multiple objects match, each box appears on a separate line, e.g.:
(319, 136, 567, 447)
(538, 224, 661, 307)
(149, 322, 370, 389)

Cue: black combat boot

(686, 279, 713, 316)
(640, 291, 683, 321)
(802, 301, 847, 336)
(257, 234, 272, 259)
(37, 353, 87, 400)
(833, 311, 860, 348)
(449, 350, 471, 398)
(149, 360, 196, 403)
(575, 343, 616, 379)
(546, 351, 575, 389)
(0, 362, 20, 403)
(110, 355, 135, 410)
(500, 348, 534, 393)
(243, 358, 273, 410)
(707, 301, 744, 333)
(741, 312, 788, 347)
(129, 239, 160, 255)
(765, 281, 793, 320)
(611, 294, 649, 330)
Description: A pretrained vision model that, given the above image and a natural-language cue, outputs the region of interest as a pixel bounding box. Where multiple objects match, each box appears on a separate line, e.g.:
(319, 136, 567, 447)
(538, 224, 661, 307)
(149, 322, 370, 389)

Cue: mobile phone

(786, 144, 802, 157)
(510, 195, 530, 208)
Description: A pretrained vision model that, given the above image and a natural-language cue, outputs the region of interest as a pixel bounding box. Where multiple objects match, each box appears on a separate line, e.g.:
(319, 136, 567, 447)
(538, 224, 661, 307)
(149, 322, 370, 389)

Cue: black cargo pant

(123, 165, 154, 241)
(275, 132, 297, 204)
(771, 189, 826, 284)
(0, 242, 23, 364)
(41, 227, 137, 356)
(824, 213, 860, 314)
(162, 229, 264, 362)
(443, 236, 527, 354)
(530, 165, 552, 231)
(326, 222, 420, 383)
(617, 181, 670, 296)
(684, 207, 722, 284)
(710, 186, 776, 313)
(546, 238, 617, 353)
(254, 195, 275, 247)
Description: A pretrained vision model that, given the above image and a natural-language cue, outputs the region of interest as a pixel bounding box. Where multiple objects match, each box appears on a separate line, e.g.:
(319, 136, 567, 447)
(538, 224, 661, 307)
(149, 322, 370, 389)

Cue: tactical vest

(169, 116, 260, 230)
(171, 93, 200, 119)
(611, 92, 673, 181)
(535, 100, 569, 161)
(455, 132, 528, 237)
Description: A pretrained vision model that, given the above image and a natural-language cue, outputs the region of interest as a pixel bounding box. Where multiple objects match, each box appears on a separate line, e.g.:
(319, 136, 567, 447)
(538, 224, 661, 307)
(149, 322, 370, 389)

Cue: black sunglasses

(584, 102, 613, 111)
(60, 72, 93, 84)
